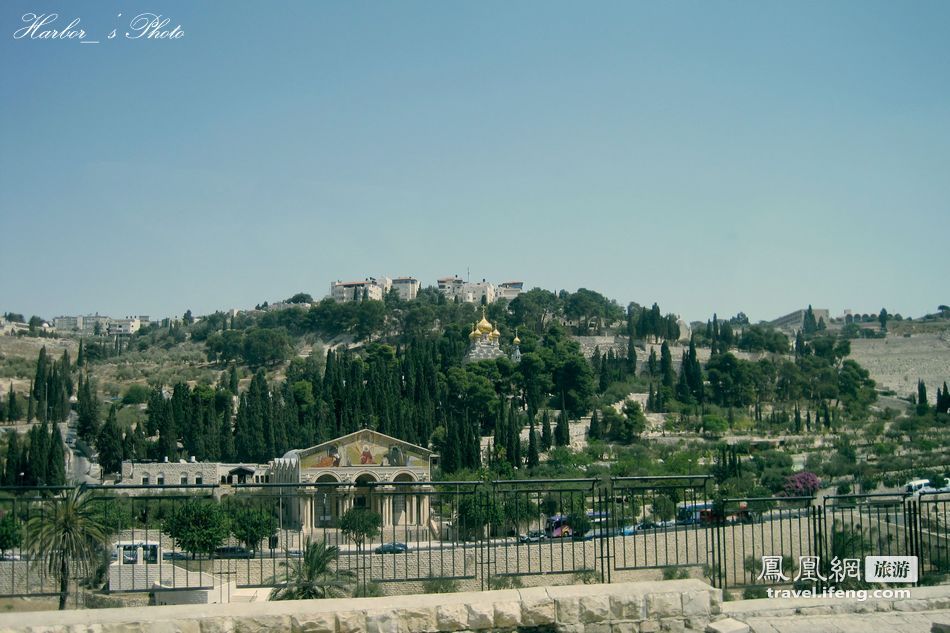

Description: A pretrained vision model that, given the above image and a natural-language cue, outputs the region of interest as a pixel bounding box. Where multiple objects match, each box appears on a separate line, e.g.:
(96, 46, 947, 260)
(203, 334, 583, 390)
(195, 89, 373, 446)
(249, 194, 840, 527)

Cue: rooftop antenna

(467, 266, 470, 282)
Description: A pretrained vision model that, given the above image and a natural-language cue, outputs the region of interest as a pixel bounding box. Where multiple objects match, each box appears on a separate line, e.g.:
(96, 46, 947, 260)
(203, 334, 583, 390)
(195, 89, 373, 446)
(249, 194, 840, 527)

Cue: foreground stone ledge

(0, 579, 718, 633)
(722, 583, 950, 620)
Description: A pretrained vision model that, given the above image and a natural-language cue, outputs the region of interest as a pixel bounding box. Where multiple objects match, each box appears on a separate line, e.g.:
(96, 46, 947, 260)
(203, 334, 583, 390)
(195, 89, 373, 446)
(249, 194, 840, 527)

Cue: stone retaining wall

(0, 579, 722, 633)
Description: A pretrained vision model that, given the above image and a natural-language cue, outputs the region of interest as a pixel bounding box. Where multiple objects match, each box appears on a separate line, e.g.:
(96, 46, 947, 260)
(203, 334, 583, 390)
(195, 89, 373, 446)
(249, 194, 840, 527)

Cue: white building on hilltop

(390, 277, 420, 301)
(330, 278, 389, 302)
(437, 276, 495, 304)
(496, 281, 524, 302)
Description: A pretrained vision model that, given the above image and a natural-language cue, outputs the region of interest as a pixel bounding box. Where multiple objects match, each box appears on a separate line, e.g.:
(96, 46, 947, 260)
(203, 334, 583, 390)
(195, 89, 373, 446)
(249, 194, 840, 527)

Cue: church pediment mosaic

(298, 430, 430, 469)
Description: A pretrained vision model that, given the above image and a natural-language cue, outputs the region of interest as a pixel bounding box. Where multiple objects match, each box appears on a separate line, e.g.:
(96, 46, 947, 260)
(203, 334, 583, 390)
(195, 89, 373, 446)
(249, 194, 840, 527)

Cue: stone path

(720, 584, 950, 633)
(743, 609, 950, 632)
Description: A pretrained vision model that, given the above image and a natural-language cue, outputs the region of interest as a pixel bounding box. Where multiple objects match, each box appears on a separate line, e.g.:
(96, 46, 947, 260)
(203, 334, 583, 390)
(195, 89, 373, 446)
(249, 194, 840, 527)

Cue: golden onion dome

(469, 324, 480, 340)
(513, 335, 521, 345)
(490, 327, 501, 340)
(477, 314, 493, 334)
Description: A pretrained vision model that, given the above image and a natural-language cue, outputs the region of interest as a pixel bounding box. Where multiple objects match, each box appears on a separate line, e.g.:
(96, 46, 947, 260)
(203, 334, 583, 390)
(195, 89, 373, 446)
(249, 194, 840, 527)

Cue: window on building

(180, 474, 188, 485)
(141, 476, 149, 485)
(157, 475, 165, 486)
(195, 475, 203, 485)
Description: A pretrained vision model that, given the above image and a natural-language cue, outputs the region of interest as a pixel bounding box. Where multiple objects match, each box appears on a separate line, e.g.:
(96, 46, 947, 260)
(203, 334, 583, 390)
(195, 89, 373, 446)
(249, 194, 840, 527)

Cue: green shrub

(421, 577, 459, 594)
(742, 586, 769, 599)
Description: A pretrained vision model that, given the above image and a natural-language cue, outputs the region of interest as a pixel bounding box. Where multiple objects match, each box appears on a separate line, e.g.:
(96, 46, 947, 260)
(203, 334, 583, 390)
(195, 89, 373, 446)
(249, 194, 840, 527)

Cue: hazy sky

(2, 1, 948, 323)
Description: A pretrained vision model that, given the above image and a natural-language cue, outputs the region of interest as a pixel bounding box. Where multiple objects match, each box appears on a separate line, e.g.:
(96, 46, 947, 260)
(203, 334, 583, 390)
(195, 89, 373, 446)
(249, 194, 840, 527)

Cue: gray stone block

(578, 595, 611, 623)
(492, 601, 521, 628)
(436, 604, 467, 631)
(646, 593, 682, 619)
(681, 591, 710, 617)
(463, 602, 493, 630)
(610, 592, 645, 621)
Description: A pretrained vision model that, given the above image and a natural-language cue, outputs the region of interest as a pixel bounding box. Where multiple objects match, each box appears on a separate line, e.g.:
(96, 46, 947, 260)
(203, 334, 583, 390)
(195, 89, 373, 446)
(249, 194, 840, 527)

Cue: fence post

(708, 511, 721, 589)
(596, 482, 611, 584)
(904, 497, 920, 561)
(811, 503, 824, 592)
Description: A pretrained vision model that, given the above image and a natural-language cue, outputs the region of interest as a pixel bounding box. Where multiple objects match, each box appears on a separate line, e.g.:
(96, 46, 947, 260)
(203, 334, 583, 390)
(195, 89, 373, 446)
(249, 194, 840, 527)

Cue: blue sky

(2, 1, 948, 323)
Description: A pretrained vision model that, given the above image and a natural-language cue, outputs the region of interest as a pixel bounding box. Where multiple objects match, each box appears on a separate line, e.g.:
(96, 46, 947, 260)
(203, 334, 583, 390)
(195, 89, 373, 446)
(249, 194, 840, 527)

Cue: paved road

(62, 412, 97, 484)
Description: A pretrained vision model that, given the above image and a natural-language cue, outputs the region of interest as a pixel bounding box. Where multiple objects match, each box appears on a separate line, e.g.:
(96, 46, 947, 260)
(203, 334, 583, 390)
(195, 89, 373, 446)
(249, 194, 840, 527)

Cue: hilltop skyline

(2, 1, 948, 322)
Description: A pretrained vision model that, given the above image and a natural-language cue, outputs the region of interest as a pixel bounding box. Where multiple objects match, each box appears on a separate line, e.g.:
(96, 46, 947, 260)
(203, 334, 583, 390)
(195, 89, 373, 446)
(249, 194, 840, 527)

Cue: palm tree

(270, 539, 355, 600)
(24, 486, 109, 609)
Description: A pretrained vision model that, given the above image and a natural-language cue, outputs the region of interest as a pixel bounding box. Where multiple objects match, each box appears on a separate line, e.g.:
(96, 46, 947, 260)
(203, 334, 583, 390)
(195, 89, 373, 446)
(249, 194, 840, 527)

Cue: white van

(904, 479, 932, 495)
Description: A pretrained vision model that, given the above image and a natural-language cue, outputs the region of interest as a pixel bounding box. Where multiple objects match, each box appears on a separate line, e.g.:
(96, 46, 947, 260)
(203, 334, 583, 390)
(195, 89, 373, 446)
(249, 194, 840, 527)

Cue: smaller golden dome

(513, 335, 521, 345)
(490, 327, 501, 341)
(469, 323, 479, 340)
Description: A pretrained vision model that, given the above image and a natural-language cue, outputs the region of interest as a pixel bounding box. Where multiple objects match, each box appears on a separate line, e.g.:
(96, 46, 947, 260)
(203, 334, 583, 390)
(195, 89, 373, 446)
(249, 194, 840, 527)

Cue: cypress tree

(465, 415, 480, 470)
(6, 385, 22, 422)
(121, 428, 134, 461)
(588, 409, 602, 440)
(77, 339, 85, 367)
(33, 347, 48, 422)
(131, 421, 148, 461)
(96, 405, 124, 475)
(527, 416, 539, 468)
(441, 420, 460, 474)
(76, 376, 100, 444)
(157, 398, 178, 462)
(686, 336, 703, 403)
(540, 411, 552, 451)
(626, 334, 637, 376)
(29, 422, 50, 484)
(660, 342, 674, 389)
(48, 425, 66, 485)
(676, 354, 692, 404)
(554, 405, 570, 447)
(916, 380, 929, 415)
(229, 365, 239, 395)
(3, 433, 19, 486)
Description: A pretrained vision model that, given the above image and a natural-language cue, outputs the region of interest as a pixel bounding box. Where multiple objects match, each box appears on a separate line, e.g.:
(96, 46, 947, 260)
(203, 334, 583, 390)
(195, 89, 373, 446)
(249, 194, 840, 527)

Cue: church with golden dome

(464, 309, 521, 364)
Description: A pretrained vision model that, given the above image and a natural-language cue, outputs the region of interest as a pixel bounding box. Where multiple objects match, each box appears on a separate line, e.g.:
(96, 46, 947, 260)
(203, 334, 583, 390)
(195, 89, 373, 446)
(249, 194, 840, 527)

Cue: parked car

(580, 528, 610, 541)
(162, 551, 190, 561)
(620, 525, 638, 536)
(519, 530, 547, 543)
(214, 546, 252, 559)
(374, 542, 409, 554)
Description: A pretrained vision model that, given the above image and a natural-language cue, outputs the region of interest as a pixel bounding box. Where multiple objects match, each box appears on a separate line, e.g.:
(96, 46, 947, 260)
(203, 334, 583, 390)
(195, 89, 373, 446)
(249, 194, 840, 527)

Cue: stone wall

(0, 579, 722, 632)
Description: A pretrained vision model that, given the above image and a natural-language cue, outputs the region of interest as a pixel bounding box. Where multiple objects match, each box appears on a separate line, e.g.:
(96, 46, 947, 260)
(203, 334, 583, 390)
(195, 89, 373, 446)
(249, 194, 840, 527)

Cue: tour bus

(546, 514, 572, 538)
(676, 501, 754, 526)
(676, 502, 713, 526)
(545, 510, 611, 538)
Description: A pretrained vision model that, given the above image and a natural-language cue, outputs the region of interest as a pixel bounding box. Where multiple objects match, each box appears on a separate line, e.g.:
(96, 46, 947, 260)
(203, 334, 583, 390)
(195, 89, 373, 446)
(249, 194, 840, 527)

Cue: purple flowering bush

(783, 471, 821, 497)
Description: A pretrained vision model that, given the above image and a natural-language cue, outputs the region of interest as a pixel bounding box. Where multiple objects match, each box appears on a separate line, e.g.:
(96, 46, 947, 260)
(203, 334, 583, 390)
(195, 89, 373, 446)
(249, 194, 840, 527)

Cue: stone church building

(269, 429, 435, 531)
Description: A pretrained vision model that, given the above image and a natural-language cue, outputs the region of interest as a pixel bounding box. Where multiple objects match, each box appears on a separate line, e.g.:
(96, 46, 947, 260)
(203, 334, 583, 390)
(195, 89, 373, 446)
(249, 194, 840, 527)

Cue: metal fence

(0, 479, 946, 602)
